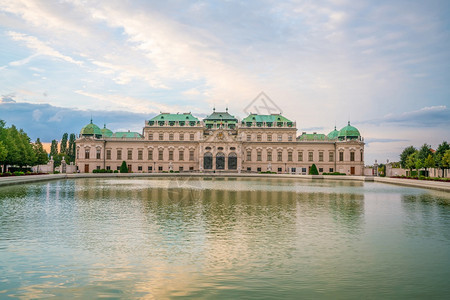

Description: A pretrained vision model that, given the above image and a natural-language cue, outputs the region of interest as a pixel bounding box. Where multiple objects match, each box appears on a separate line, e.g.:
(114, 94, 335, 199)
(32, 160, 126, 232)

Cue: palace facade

(75, 109, 365, 175)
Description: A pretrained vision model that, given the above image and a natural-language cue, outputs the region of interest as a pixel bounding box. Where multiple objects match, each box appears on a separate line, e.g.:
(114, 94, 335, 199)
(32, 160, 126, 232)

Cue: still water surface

(0, 177, 449, 299)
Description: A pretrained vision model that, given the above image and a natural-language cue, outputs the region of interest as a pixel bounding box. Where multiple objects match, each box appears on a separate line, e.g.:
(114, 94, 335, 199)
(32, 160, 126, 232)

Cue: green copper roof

(242, 114, 292, 123)
(101, 124, 113, 137)
(338, 121, 360, 139)
(149, 113, 199, 122)
(80, 119, 102, 136)
(327, 126, 339, 139)
(111, 132, 143, 138)
(204, 109, 237, 123)
(297, 133, 326, 141)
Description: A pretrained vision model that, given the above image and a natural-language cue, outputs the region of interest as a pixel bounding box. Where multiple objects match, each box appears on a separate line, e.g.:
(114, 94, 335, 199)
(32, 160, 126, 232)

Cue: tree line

(49, 133, 76, 167)
(0, 120, 48, 172)
(399, 142, 450, 177)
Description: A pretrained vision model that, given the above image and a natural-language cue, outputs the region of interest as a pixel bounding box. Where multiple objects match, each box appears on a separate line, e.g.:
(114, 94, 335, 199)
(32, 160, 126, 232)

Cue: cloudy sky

(0, 0, 449, 164)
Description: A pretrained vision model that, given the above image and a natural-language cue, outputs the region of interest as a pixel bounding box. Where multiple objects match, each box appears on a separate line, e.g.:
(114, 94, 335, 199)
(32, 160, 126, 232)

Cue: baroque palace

(75, 109, 365, 175)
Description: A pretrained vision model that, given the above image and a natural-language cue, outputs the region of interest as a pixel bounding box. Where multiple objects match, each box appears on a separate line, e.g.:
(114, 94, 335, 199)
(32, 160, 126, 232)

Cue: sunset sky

(0, 0, 449, 164)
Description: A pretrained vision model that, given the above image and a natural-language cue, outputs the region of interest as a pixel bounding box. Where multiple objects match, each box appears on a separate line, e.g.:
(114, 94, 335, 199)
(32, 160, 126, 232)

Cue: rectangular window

(106, 166, 111, 170)
(257, 151, 262, 161)
(117, 166, 120, 171)
(247, 167, 251, 171)
(96, 166, 100, 170)
(350, 152, 355, 161)
(128, 165, 132, 172)
(267, 151, 272, 161)
(288, 135, 293, 141)
(361, 151, 363, 162)
(85, 149, 90, 159)
(127, 150, 132, 160)
(179, 166, 184, 172)
(319, 152, 323, 162)
(96, 149, 101, 160)
(189, 150, 194, 161)
(247, 151, 252, 161)
(267, 134, 272, 142)
(339, 152, 344, 161)
(106, 149, 111, 160)
(288, 152, 293, 162)
(329, 152, 334, 162)
(308, 152, 313, 162)
(257, 134, 261, 142)
(302, 167, 307, 173)
(76, 149, 79, 159)
(159, 133, 163, 141)
(298, 152, 303, 161)
(190, 133, 194, 141)
(277, 151, 282, 162)
(169, 150, 173, 161)
(319, 168, 323, 173)
(148, 133, 153, 140)
(247, 134, 251, 141)
(257, 167, 261, 172)
(169, 133, 174, 141)
(138, 150, 143, 160)
(179, 133, 184, 141)
(179, 150, 184, 161)
(278, 135, 282, 142)
(148, 150, 153, 160)
(329, 168, 334, 173)
(138, 166, 142, 171)
(278, 167, 282, 172)
(117, 149, 122, 160)
(148, 166, 153, 171)
(158, 150, 163, 161)
(158, 166, 163, 171)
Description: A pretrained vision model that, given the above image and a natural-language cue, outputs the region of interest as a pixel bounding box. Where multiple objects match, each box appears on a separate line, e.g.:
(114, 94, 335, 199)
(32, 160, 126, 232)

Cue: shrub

(323, 172, 346, 176)
(53, 171, 60, 174)
(113, 170, 118, 173)
(309, 164, 319, 175)
(120, 161, 128, 173)
(13, 171, 25, 176)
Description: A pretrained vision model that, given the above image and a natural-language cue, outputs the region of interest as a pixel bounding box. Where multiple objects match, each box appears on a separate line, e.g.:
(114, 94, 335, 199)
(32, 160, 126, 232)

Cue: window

(169, 150, 174, 161)
(298, 152, 303, 161)
(85, 148, 90, 159)
(288, 135, 293, 141)
(361, 151, 363, 162)
(148, 166, 153, 171)
(319, 168, 323, 173)
(257, 167, 261, 172)
(350, 152, 355, 161)
(127, 150, 132, 160)
(169, 133, 174, 141)
(158, 166, 163, 171)
(148, 150, 153, 160)
(190, 133, 194, 141)
(308, 152, 313, 162)
(96, 149, 101, 159)
(117, 166, 120, 170)
(267, 151, 272, 161)
(257, 151, 262, 161)
(159, 133, 163, 140)
(329, 152, 334, 162)
(106, 166, 110, 170)
(106, 149, 111, 160)
(189, 166, 194, 171)
(138, 166, 142, 171)
(179, 166, 184, 172)
(158, 150, 163, 160)
(179, 150, 184, 161)
(288, 152, 293, 162)
(278, 167, 282, 172)
(148, 133, 153, 140)
(339, 152, 344, 161)
(278, 134, 282, 142)
(329, 168, 334, 173)
(117, 149, 122, 160)
(247, 151, 252, 161)
(189, 150, 194, 161)
(277, 151, 282, 162)
(267, 134, 272, 142)
(179, 133, 184, 141)
(319, 152, 323, 162)
(302, 168, 307, 173)
(96, 166, 100, 170)
(247, 134, 251, 141)
(76, 149, 79, 159)
(257, 134, 261, 142)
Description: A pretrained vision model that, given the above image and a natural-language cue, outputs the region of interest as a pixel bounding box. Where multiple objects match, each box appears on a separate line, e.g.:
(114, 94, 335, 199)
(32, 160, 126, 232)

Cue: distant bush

(13, 171, 25, 176)
(309, 164, 319, 175)
(323, 172, 346, 176)
(93, 169, 113, 173)
(53, 171, 60, 174)
(259, 171, 277, 174)
(120, 161, 128, 173)
(392, 175, 450, 182)
(114, 170, 119, 173)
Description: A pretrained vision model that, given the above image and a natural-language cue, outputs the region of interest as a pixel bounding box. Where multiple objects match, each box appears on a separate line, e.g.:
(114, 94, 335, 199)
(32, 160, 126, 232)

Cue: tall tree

(405, 152, 417, 176)
(67, 133, 76, 163)
(424, 154, 435, 176)
(60, 133, 68, 154)
(34, 138, 49, 165)
(0, 141, 7, 171)
(50, 139, 58, 159)
(417, 144, 432, 176)
(400, 146, 416, 169)
(435, 141, 449, 177)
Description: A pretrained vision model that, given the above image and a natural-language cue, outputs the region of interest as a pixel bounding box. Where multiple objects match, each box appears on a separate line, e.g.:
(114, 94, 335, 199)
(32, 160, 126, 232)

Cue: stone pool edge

(0, 173, 449, 192)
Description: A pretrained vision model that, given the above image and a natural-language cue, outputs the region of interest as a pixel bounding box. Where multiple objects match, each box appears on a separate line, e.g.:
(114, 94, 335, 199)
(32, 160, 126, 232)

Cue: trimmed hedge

(93, 169, 113, 173)
(323, 172, 346, 175)
(392, 175, 450, 182)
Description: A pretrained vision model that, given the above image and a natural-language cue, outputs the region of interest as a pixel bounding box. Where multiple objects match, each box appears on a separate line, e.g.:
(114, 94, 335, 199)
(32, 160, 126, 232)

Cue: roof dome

(327, 126, 339, 140)
(80, 119, 102, 137)
(338, 121, 360, 140)
(101, 124, 113, 137)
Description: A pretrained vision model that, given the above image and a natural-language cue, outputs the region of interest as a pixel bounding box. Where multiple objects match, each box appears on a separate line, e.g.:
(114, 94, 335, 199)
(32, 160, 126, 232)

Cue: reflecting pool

(0, 177, 449, 298)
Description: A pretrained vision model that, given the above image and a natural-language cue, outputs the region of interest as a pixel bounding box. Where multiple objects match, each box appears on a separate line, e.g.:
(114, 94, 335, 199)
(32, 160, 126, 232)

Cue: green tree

(442, 150, 450, 177)
(405, 152, 417, 176)
(50, 139, 58, 158)
(67, 133, 76, 163)
(60, 133, 68, 154)
(0, 141, 7, 169)
(120, 161, 128, 173)
(434, 141, 449, 177)
(34, 138, 49, 165)
(309, 163, 319, 175)
(400, 146, 416, 169)
(19, 128, 36, 167)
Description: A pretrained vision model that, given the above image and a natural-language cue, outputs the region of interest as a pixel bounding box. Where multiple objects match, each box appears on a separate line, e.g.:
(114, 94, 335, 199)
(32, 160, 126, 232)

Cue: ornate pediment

(204, 130, 236, 143)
